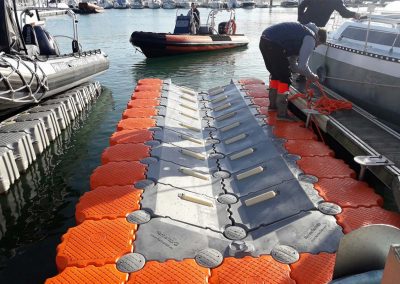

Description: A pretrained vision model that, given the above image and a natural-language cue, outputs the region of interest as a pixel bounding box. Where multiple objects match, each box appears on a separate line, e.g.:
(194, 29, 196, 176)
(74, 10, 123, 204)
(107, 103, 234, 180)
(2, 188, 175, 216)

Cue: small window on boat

(340, 26, 400, 47)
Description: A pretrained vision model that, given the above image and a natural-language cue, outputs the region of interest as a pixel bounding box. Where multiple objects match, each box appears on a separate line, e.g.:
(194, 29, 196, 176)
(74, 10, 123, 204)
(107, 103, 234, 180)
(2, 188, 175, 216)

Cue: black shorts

(259, 37, 291, 85)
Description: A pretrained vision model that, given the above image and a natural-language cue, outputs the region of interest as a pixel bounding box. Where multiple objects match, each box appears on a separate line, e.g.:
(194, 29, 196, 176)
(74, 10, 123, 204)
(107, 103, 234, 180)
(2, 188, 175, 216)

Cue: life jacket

(262, 22, 316, 56)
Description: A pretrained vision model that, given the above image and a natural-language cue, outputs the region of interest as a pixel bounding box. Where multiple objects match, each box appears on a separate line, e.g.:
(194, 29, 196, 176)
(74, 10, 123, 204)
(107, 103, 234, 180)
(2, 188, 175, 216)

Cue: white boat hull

(0, 51, 109, 112)
(310, 44, 400, 126)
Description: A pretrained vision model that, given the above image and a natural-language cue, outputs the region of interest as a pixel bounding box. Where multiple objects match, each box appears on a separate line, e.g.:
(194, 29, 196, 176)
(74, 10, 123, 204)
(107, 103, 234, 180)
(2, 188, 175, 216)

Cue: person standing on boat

(189, 3, 200, 34)
(259, 22, 327, 120)
(298, 0, 360, 27)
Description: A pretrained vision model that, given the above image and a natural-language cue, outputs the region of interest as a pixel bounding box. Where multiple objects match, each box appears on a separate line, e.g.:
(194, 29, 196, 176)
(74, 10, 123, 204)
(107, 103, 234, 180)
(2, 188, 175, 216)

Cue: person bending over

(259, 22, 326, 120)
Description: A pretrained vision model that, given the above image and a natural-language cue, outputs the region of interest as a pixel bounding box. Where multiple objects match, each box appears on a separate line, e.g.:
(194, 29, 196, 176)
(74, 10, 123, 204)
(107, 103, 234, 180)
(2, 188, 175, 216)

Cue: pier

(45, 78, 400, 283)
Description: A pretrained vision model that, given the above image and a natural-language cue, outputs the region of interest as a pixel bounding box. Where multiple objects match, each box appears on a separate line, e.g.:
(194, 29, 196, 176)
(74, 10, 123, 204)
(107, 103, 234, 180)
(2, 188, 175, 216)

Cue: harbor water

(0, 7, 299, 283)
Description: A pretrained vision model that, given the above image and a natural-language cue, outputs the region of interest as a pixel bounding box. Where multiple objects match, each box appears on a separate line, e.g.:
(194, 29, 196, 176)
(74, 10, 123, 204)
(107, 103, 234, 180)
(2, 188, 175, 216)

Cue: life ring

(224, 20, 237, 35)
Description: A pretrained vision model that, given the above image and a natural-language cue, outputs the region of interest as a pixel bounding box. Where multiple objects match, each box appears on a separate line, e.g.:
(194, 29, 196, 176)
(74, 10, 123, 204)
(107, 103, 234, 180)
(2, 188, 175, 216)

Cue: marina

(1, 2, 400, 284)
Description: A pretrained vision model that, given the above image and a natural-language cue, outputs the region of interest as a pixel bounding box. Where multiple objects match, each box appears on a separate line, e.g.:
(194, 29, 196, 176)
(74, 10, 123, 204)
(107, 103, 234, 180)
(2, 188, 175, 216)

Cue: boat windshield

(340, 25, 400, 48)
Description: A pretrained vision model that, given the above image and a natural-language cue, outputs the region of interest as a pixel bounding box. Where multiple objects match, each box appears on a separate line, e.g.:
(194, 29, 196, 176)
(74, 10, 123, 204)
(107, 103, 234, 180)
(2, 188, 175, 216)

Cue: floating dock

(290, 82, 400, 208)
(46, 78, 400, 283)
(0, 82, 102, 193)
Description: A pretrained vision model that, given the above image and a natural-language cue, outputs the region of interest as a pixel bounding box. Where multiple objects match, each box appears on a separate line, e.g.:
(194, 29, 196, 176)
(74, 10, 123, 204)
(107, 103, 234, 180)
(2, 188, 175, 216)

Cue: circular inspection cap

(116, 253, 146, 273)
(271, 245, 299, 264)
(213, 170, 231, 179)
(134, 179, 155, 190)
(195, 248, 223, 268)
(217, 194, 238, 205)
(127, 210, 151, 224)
(140, 157, 158, 165)
(208, 152, 225, 160)
(318, 202, 342, 215)
(145, 140, 161, 147)
(205, 138, 220, 145)
(224, 226, 247, 240)
(298, 174, 319, 184)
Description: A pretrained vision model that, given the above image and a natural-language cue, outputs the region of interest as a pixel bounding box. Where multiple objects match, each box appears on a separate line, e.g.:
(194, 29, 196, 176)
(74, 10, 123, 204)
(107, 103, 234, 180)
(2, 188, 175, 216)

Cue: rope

(0, 52, 48, 103)
(291, 80, 352, 115)
(290, 80, 353, 143)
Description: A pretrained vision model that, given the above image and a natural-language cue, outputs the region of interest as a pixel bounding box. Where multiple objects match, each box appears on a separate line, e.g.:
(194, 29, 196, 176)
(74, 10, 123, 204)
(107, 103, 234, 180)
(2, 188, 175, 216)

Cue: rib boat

(130, 8, 249, 58)
(309, 12, 400, 127)
(0, 0, 109, 115)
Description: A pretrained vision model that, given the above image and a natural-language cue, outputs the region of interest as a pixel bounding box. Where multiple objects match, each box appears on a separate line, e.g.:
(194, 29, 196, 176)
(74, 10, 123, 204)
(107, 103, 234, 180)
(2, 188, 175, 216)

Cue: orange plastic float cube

(336, 206, 400, 234)
(315, 178, 383, 208)
(274, 122, 318, 140)
(245, 90, 269, 98)
(56, 218, 136, 271)
(297, 156, 356, 179)
(128, 259, 210, 284)
(90, 161, 146, 190)
(209, 256, 294, 284)
(122, 108, 158, 119)
(127, 99, 159, 109)
(117, 118, 156, 131)
(45, 264, 128, 284)
(110, 130, 153, 146)
(101, 144, 151, 164)
(135, 85, 162, 92)
(137, 78, 163, 85)
(249, 98, 268, 107)
(284, 139, 334, 157)
(131, 91, 161, 100)
(75, 185, 142, 223)
(290, 253, 336, 284)
(238, 78, 265, 85)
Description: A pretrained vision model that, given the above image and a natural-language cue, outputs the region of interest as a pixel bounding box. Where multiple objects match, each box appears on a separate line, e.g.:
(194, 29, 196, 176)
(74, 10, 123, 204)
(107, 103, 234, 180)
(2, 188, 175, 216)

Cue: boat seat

(198, 25, 212, 35)
(22, 24, 60, 56)
(173, 15, 191, 34)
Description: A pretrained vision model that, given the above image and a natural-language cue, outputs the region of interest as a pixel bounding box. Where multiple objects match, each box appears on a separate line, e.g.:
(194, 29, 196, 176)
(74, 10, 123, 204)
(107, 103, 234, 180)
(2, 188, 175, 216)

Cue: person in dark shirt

(298, 0, 360, 27)
(259, 22, 327, 120)
(190, 3, 200, 33)
(296, 0, 359, 81)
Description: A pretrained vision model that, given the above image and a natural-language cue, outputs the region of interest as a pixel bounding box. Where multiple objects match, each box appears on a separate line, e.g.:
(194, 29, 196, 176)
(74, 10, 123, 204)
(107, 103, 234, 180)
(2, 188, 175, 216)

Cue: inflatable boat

(0, 0, 109, 114)
(130, 9, 249, 58)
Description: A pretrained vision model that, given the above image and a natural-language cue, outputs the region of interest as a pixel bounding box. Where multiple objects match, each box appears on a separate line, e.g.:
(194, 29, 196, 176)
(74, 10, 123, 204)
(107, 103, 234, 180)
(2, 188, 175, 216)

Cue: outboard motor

(218, 22, 228, 35)
(22, 24, 60, 56)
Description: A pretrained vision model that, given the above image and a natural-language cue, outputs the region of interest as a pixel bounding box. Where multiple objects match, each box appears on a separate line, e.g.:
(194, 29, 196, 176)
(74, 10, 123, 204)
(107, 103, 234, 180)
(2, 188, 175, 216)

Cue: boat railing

(206, 8, 236, 34)
(19, 6, 80, 54)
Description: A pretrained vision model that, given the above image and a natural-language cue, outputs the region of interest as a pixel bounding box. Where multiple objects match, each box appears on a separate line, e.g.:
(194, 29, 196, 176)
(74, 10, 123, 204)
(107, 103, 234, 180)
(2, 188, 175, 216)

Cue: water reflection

(0, 88, 113, 282)
(132, 47, 246, 89)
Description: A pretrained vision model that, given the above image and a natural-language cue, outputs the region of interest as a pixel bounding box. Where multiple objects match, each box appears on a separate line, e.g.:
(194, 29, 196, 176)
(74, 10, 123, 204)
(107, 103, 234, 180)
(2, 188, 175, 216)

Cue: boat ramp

(44, 78, 400, 283)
